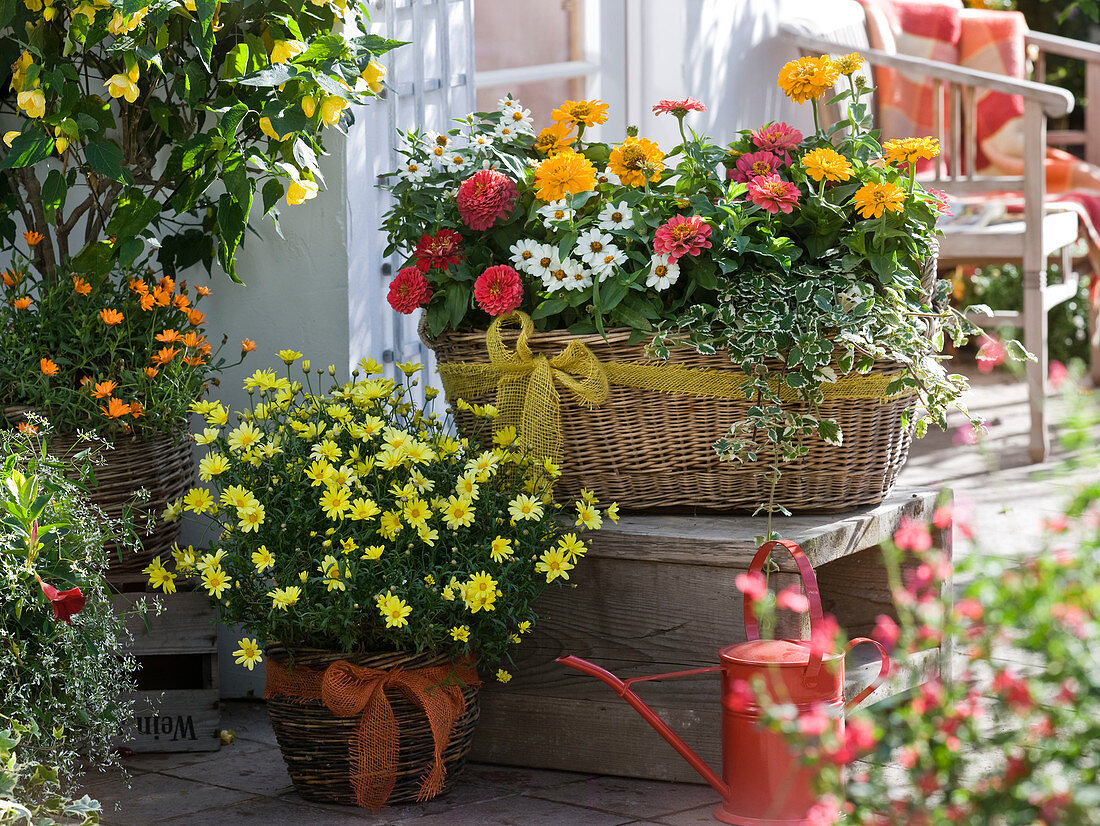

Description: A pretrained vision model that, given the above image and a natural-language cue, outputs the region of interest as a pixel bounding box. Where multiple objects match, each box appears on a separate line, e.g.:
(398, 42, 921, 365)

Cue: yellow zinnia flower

(608, 136, 664, 188)
(801, 147, 853, 183)
(833, 53, 864, 75)
(533, 151, 597, 203)
(882, 137, 941, 166)
(550, 99, 609, 128)
(533, 122, 574, 156)
(777, 55, 839, 104)
(853, 182, 907, 219)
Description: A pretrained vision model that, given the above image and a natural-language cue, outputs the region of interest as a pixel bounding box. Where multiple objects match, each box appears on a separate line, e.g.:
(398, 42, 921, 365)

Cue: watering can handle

(743, 539, 827, 687)
(843, 637, 891, 711)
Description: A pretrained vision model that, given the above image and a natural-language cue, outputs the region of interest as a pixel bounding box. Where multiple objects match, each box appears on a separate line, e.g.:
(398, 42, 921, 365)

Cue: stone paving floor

(81, 366, 1096, 825)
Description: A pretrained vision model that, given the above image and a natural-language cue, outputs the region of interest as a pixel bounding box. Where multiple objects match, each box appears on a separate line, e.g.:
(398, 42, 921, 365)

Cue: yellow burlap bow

(433, 311, 916, 463)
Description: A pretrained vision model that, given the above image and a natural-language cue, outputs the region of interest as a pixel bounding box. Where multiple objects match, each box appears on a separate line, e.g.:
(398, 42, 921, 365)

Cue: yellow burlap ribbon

(434, 312, 916, 462)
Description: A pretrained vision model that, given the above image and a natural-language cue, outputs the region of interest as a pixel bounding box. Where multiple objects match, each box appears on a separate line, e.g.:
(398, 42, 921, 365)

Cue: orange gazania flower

(187, 309, 206, 326)
(129, 278, 148, 295)
(173, 293, 191, 310)
(196, 285, 211, 297)
(101, 397, 131, 418)
(144, 367, 159, 378)
(1, 271, 17, 288)
(152, 287, 171, 307)
(152, 346, 179, 365)
(16, 421, 38, 435)
(92, 380, 117, 399)
(155, 329, 181, 343)
(13, 297, 31, 310)
(159, 276, 175, 293)
(181, 332, 205, 349)
(241, 339, 257, 354)
(23, 230, 44, 246)
(129, 400, 144, 417)
(39, 358, 59, 376)
(72, 276, 92, 296)
(182, 355, 207, 367)
(139, 293, 155, 311)
(78, 376, 94, 389)
(99, 308, 124, 325)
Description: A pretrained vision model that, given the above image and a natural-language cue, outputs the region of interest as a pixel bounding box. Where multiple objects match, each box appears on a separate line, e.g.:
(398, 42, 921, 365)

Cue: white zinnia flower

(443, 153, 469, 174)
(426, 131, 451, 161)
(598, 201, 635, 232)
(494, 121, 521, 142)
(470, 133, 494, 152)
(398, 159, 429, 183)
(506, 107, 535, 133)
(527, 244, 557, 281)
(574, 229, 616, 267)
(561, 258, 591, 291)
(591, 245, 627, 281)
(542, 255, 574, 293)
(538, 200, 575, 227)
(509, 239, 544, 274)
(646, 254, 680, 292)
(498, 96, 521, 112)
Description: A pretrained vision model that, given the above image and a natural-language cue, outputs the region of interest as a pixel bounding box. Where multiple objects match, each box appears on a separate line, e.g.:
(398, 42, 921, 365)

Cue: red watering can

(558, 539, 890, 826)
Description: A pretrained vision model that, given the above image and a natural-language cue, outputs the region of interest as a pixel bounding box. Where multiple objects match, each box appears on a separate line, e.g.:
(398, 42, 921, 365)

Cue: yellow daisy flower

(227, 422, 262, 452)
(198, 453, 230, 481)
(442, 495, 476, 530)
(508, 494, 544, 522)
(536, 547, 574, 583)
(319, 486, 352, 521)
(237, 504, 265, 532)
(376, 590, 412, 628)
(233, 637, 263, 670)
(450, 625, 470, 642)
(202, 566, 232, 598)
(268, 586, 301, 610)
(251, 545, 275, 572)
(183, 487, 215, 515)
(489, 536, 513, 563)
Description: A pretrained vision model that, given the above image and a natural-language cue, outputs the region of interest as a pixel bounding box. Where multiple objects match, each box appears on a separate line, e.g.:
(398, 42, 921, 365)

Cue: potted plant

(0, 246, 250, 574)
(147, 353, 613, 809)
(380, 55, 993, 515)
(0, 428, 139, 812)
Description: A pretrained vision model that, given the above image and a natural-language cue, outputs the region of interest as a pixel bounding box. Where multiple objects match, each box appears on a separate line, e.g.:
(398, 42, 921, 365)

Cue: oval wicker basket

(265, 646, 480, 807)
(424, 250, 937, 514)
(4, 411, 194, 576)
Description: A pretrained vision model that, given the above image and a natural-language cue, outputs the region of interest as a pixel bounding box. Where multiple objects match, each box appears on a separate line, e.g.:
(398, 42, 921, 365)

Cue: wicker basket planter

(427, 328, 916, 514)
(265, 645, 480, 808)
(4, 410, 194, 575)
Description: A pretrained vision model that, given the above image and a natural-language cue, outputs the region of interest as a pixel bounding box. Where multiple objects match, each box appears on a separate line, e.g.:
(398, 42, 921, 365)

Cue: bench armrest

(782, 28, 1074, 118)
(1026, 31, 1100, 64)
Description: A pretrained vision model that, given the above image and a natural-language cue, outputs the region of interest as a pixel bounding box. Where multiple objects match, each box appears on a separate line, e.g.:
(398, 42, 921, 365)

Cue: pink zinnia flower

(975, 334, 1005, 373)
(653, 214, 712, 262)
(474, 265, 524, 316)
(652, 97, 707, 117)
(751, 122, 803, 164)
(926, 187, 952, 216)
(413, 228, 463, 272)
(731, 150, 784, 183)
(456, 169, 518, 231)
(387, 266, 432, 314)
(746, 173, 801, 214)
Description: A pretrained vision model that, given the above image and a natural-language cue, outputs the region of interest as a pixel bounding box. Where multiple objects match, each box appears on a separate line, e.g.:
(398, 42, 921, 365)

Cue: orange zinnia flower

(196, 285, 211, 297)
(153, 287, 170, 307)
(241, 339, 257, 354)
(129, 278, 148, 294)
(187, 309, 206, 326)
(23, 230, 44, 246)
(144, 367, 159, 378)
(40, 358, 59, 376)
(99, 308, 124, 325)
(92, 380, 116, 399)
(129, 400, 144, 417)
(156, 329, 181, 343)
(101, 397, 131, 418)
(181, 332, 205, 349)
(16, 421, 38, 435)
(13, 297, 31, 310)
(72, 276, 92, 296)
(139, 293, 155, 311)
(173, 294, 190, 310)
(152, 346, 179, 365)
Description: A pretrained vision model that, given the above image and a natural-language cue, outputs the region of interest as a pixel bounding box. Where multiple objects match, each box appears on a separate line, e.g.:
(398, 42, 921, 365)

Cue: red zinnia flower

(653, 214, 713, 263)
(413, 229, 463, 273)
(746, 173, 801, 214)
(37, 577, 86, 625)
(473, 265, 524, 316)
(652, 97, 707, 117)
(456, 170, 518, 232)
(387, 267, 433, 314)
(750, 122, 803, 165)
(731, 150, 784, 183)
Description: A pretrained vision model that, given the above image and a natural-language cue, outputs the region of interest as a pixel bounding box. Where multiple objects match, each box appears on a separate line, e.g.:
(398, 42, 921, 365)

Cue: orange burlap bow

(265, 657, 480, 809)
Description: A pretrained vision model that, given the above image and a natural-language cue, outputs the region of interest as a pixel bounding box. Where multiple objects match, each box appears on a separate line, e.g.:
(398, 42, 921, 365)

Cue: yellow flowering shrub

(148, 354, 614, 668)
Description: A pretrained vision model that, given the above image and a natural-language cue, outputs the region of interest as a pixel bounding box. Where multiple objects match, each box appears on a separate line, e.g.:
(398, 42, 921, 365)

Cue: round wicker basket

(425, 251, 938, 514)
(265, 646, 480, 807)
(4, 411, 194, 576)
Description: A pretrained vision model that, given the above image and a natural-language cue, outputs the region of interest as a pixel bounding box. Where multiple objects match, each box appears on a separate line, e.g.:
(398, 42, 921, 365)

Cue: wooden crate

(113, 587, 221, 753)
(471, 487, 948, 782)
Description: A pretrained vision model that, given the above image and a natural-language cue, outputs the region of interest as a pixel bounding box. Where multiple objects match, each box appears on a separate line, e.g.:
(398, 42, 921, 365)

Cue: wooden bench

(471, 487, 948, 783)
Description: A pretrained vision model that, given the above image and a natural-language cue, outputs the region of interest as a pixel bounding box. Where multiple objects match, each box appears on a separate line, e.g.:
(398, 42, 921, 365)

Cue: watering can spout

(556, 655, 730, 798)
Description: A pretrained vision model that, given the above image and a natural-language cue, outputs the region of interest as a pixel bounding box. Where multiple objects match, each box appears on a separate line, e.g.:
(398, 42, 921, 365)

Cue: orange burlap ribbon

(265, 657, 480, 809)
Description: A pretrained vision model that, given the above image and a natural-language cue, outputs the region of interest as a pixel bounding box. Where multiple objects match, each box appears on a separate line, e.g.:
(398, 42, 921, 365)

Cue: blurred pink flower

(975, 335, 1005, 373)
(893, 516, 932, 552)
(1049, 359, 1069, 389)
